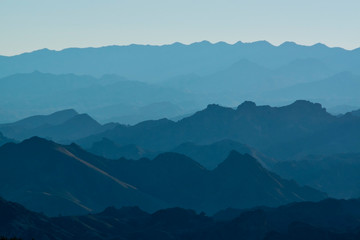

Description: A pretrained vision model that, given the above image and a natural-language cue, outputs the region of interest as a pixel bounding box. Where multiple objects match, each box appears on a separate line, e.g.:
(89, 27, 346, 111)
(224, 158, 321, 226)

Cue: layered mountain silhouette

(1, 41, 359, 81)
(79, 100, 360, 160)
(0, 137, 162, 216)
(273, 153, 360, 198)
(0, 72, 193, 123)
(0, 137, 325, 216)
(88, 137, 155, 160)
(2, 196, 360, 240)
(171, 139, 276, 169)
(351, 109, 360, 117)
(0, 109, 117, 142)
(1, 42, 360, 123)
(263, 72, 360, 107)
(0, 132, 14, 146)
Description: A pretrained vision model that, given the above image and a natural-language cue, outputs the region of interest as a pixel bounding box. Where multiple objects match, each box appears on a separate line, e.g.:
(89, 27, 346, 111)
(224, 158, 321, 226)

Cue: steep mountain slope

(0, 137, 162, 216)
(0, 138, 325, 215)
(104, 151, 326, 213)
(172, 139, 276, 169)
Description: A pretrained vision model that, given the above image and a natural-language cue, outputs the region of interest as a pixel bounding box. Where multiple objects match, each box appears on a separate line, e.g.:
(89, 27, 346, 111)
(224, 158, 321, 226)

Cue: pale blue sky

(1, 0, 359, 56)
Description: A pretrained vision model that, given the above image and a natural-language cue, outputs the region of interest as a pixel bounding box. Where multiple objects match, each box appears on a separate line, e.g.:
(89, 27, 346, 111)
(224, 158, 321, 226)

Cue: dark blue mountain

(0, 138, 325, 216)
(79, 100, 360, 160)
(2, 197, 360, 240)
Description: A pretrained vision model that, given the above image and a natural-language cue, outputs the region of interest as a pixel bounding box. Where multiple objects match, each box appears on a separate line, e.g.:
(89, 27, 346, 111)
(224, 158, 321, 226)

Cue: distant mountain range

(0, 137, 325, 216)
(1, 41, 359, 81)
(262, 72, 360, 107)
(2, 196, 360, 240)
(1, 41, 360, 123)
(0, 72, 194, 123)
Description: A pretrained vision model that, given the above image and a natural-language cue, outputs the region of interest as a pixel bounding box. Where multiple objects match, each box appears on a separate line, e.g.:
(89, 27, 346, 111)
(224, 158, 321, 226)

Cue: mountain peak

(21, 136, 55, 146)
(236, 101, 257, 111)
(214, 151, 263, 174)
(280, 41, 299, 47)
(288, 100, 326, 112)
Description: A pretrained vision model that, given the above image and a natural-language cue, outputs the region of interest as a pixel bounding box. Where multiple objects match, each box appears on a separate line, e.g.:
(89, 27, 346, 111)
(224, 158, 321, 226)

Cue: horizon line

(1, 40, 359, 57)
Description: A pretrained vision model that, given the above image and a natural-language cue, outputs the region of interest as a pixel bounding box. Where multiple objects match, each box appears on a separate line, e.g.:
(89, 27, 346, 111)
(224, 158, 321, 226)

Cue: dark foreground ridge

(2, 196, 360, 240)
(0, 137, 325, 216)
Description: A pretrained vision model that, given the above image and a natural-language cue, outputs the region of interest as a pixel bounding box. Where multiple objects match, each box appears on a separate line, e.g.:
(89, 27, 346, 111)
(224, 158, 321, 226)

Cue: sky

(1, 0, 360, 56)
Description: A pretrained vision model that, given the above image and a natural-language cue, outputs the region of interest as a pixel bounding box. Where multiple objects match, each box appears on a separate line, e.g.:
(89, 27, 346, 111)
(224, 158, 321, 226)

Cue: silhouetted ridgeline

(2, 196, 360, 240)
(78, 100, 360, 160)
(1, 41, 359, 80)
(1, 42, 360, 123)
(0, 137, 325, 216)
(0, 108, 118, 142)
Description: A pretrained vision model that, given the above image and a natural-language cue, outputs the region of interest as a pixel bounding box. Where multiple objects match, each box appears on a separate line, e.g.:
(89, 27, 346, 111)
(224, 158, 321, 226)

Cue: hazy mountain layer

(0, 109, 118, 142)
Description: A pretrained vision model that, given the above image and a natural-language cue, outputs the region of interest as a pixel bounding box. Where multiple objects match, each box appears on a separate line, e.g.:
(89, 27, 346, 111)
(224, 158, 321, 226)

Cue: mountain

(0, 132, 14, 146)
(273, 58, 335, 84)
(351, 109, 360, 117)
(1, 42, 360, 116)
(0, 197, 68, 240)
(103, 151, 326, 213)
(0, 109, 117, 142)
(172, 139, 276, 169)
(1, 41, 359, 82)
(0, 137, 162, 216)
(262, 72, 360, 107)
(162, 60, 275, 97)
(0, 72, 194, 123)
(201, 151, 325, 211)
(161, 58, 337, 106)
(88, 138, 156, 160)
(273, 153, 360, 198)
(79, 100, 360, 160)
(91, 101, 187, 125)
(5, 109, 78, 129)
(0, 138, 326, 215)
(2, 196, 360, 240)
(200, 198, 360, 240)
